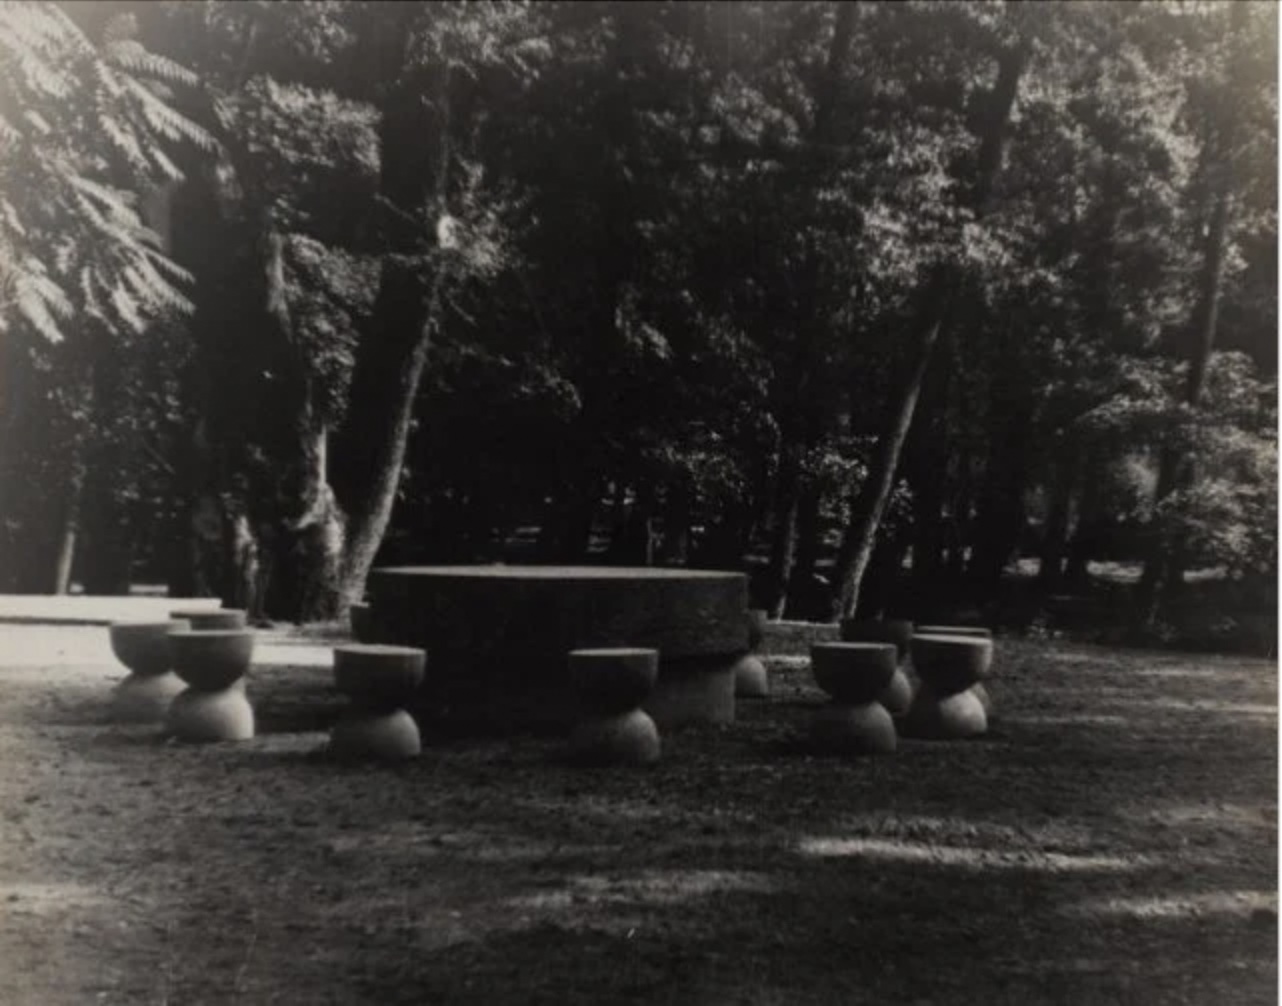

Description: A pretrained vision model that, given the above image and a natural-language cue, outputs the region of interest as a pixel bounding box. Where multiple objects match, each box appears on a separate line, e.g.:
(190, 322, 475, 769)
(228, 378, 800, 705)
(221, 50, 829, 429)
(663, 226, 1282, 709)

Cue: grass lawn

(0, 624, 1275, 1005)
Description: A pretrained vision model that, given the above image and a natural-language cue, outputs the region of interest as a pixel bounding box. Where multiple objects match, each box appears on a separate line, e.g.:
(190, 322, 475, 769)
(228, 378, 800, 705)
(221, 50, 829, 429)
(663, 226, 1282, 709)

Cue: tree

(0, 1, 211, 592)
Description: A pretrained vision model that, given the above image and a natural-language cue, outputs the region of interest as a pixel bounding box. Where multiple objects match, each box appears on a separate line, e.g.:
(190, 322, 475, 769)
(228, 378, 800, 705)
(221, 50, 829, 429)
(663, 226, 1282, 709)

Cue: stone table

(366, 565, 749, 733)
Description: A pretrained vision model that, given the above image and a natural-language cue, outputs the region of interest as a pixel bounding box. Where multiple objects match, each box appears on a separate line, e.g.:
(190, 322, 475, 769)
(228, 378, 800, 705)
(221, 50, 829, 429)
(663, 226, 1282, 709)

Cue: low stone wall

(758, 620, 839, 657)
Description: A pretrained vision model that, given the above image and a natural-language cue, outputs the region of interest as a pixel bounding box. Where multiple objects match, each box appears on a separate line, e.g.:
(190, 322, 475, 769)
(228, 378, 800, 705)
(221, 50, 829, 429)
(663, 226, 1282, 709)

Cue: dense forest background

(0, 1, 1275, 650)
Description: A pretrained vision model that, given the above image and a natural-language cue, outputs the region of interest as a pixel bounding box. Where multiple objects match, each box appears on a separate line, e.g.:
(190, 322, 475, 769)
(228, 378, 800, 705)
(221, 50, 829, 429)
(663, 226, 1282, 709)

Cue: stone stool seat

(329, 644, 425, 761)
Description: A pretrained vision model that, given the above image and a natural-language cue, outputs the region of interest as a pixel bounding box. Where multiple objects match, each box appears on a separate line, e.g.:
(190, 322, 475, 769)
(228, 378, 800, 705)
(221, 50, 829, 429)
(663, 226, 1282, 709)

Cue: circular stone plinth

(839, 619, 914, 664)
(367, 565, 748, 731)
(333, 644, 426, 708)
(109, 620, 190, 676)
(810, 643, 897, 704)
(642, 656, 736, 728)
(169, 629, 255, 691)
(568, 708, 661, 766)
(170, 608, 248, 630)
(810, 702, 897, 755)
(329, 709, 421, 761)
(733, 654, 769, 698)
(110, 672, 185, 723)
(915, 625, 992, 639)
(879, 667, 914, 717)
(971, 682, 993, 716)
(902, 683, 988, 739)
(569, 648, 658, 716)
(909, 634, 993, 695)
(166, 686, 255, 742)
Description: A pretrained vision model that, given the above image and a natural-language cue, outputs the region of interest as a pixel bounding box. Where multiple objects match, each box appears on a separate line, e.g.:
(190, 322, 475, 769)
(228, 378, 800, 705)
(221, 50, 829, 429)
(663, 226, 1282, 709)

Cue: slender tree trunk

(51, 468, 83, 595)
(828, 37, 1028, 620)
(1037, 443, 1080, 592)
(1137, 140, 1235, 625)
(765, 442, 804, 618)
(831, 292, 948, 619)
(969, 395, 1034, 595)
(332, 43, 452, 606)
(784, 483, 822, 619)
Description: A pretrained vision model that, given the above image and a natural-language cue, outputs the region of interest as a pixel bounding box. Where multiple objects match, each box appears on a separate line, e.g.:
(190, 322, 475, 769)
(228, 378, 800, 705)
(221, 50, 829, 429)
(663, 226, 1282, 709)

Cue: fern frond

(15, 275, 68, 342)
(106, 40, 199, 88)
(123, 76, 216, 152)
(108, 278, 145, 333)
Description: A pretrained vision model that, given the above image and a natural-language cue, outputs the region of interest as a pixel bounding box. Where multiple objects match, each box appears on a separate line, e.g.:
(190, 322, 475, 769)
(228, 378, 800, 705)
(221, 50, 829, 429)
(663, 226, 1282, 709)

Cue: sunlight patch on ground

(1118, 802, 1277, 830)
(0, 882, 109, 915)
(1130, 666, 1264, 681)
(324, 825, 624, 864)
(827, 812, 1099, 848)
(506, 869, 777, 912)
(1064, 890, 1278, 921)
(1005, 713, 1131, 727)
(797, 836, 1150, 873)
(1119, 697, 1276, 717)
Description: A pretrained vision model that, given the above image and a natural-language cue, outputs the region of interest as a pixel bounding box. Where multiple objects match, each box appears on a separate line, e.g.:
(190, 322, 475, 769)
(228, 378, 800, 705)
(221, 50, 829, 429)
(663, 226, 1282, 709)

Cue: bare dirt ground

(0, 623, 1275, 1005)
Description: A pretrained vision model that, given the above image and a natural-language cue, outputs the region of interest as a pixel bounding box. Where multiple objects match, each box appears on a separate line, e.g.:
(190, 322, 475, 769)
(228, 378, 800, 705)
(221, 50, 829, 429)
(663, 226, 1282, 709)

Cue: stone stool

(165, 629, 256, 741)
(914, 626, 994, 716)
(809, 642, 898, 755)
(568, 648, 661, 766)
(329, 644, 425, 761)
(107, 620, 190, 722)
(903, 633, 993, 739)
(839, 618, 914, 717)
(733, 609, 770, 698)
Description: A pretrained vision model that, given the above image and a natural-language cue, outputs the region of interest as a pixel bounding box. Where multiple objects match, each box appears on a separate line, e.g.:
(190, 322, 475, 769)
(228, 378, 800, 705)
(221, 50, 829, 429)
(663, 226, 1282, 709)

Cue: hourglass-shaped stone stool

(913, 626, 993, 715)
(329, 645, 424, 761)
(568, 648, 661, 766)
(903, 633, 993, 739)
(839, 618, 915, 717)
(809, 642, 898, 755)
(733, 609, 770, 698)
(165, 629, 256, 741)
(170, 608, 248, 630)
(107, 620, 191, 723)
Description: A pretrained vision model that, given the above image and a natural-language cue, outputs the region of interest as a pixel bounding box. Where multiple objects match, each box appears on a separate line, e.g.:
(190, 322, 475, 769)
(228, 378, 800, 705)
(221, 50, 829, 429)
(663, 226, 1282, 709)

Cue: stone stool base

(971, 682, 993, 717)
(569, 709, 661, 766)
(879, 668, 914, 717)
(166, 686, 255, 742)
(733, 654, 769, 698)
(330, 709, 421, 761)
(111, 672, 185, 724)
(643, 660, 735, 728)
(903, 685, 987, 739)
(811, 702, 897, 755)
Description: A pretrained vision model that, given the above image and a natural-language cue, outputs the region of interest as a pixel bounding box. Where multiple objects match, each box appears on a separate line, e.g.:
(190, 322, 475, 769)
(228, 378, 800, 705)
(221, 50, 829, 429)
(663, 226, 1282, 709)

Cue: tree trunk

(765, 442, 804, 618)
(331, 42, 453, 607)
(51, 470, 83, 596)
(828, 36, 1028, 620)
(784, 482, 823, 619)
(1037, 444, 1080, 592)
(1136, 120, 1236, 624)
(831, 291, 947, 620)
(969, 395, 1034, 595)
